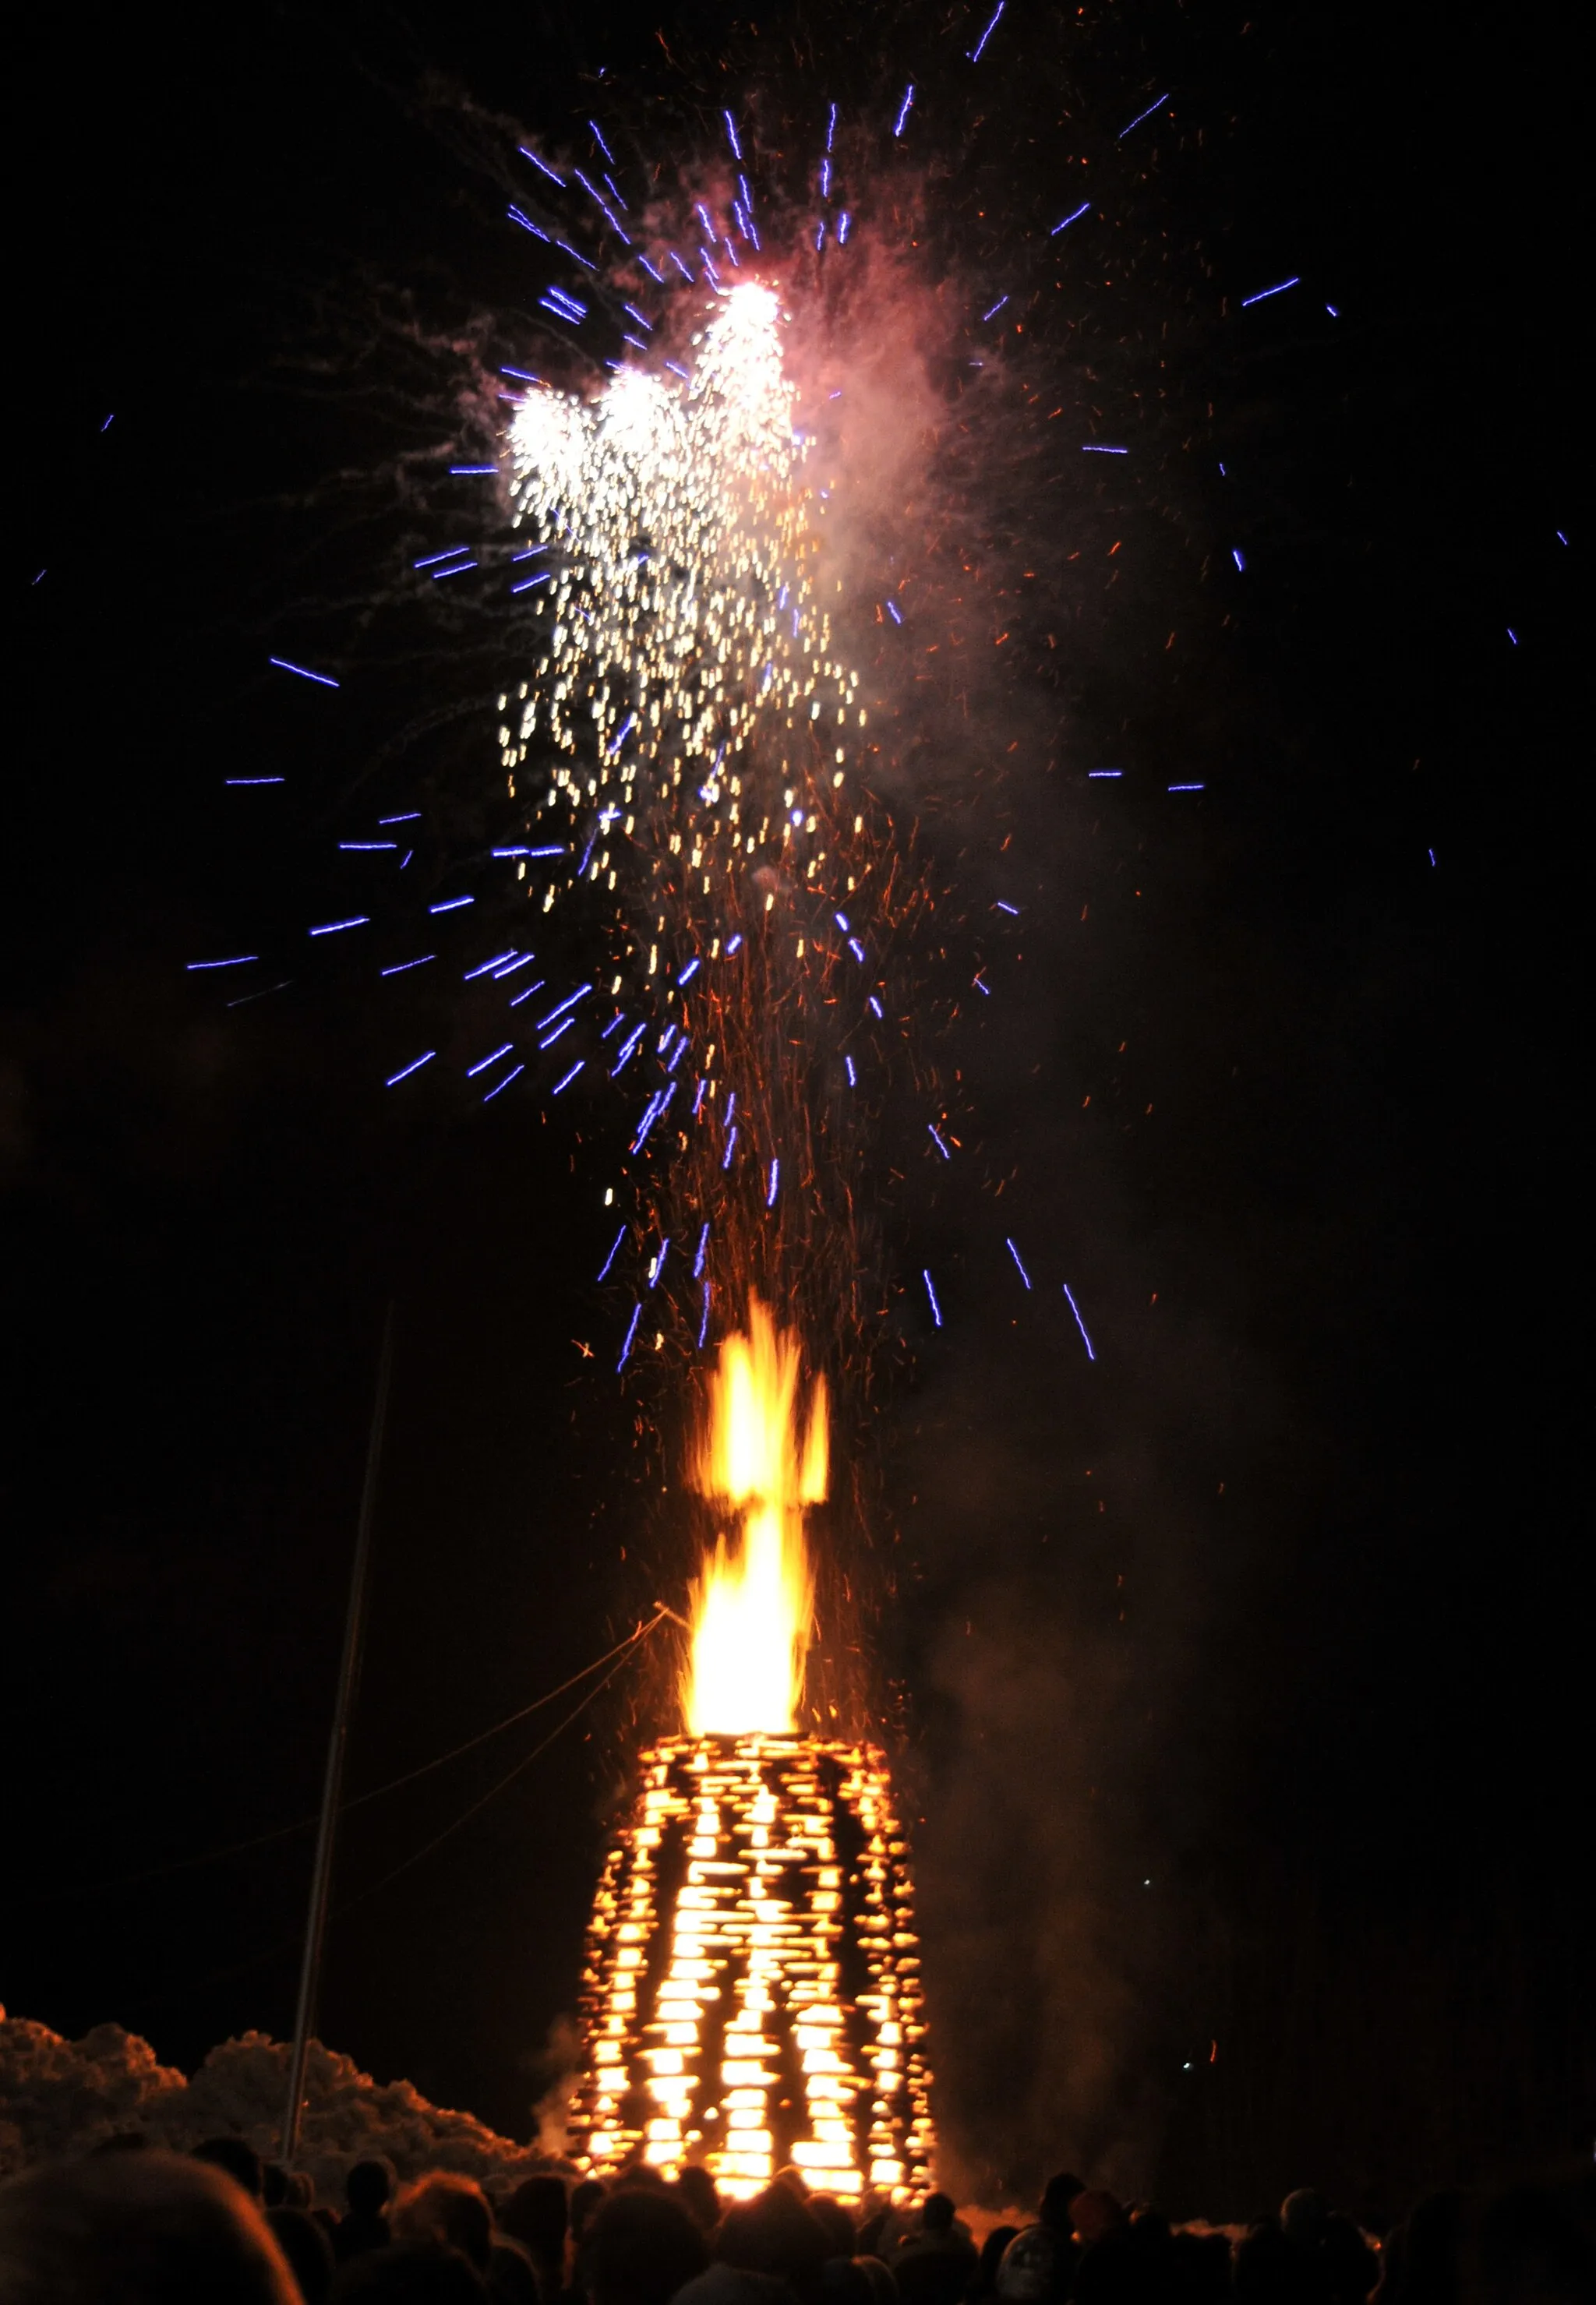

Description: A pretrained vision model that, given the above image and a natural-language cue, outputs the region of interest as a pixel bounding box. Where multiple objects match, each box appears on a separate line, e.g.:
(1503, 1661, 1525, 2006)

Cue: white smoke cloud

(0, 2007, 563, 2201)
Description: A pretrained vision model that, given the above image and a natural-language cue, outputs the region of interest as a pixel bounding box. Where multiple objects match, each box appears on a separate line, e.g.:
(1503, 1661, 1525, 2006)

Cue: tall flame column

(568, 1734, 932, 2201)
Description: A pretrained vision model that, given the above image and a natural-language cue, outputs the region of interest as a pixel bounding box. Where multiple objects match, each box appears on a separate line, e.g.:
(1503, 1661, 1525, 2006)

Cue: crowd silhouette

(0, 2137, 1587, 2305)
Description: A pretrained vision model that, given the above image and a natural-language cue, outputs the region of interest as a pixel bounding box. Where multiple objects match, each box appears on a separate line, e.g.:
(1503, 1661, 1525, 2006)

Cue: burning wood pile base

(568, 1733, 932, 2202)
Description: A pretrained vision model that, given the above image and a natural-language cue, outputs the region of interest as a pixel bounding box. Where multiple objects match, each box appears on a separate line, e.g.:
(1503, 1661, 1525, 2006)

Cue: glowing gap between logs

(569, 1301, 934, 2201)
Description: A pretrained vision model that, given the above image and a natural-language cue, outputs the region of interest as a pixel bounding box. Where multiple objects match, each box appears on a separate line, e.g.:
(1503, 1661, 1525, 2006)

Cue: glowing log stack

(567, 1300, 934, 2201)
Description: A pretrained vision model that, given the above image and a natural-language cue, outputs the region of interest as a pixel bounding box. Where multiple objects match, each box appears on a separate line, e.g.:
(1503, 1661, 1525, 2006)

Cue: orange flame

(684, 1296, 825, 1735)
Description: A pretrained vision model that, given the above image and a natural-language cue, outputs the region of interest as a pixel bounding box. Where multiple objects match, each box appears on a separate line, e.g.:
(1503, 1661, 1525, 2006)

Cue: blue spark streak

(1051, 200, 1091, 235)
(1062, 1283, 1096, 1360)
(387, 1051, 436, 1086)
(970, 1, 1005, 61)
(536, 985, 592, 1031)
(617, 1304, 642, 1369)
(1118, 92, 1170, 139)
(270, 657, 339, 687)
(923, 1270, 943, 1327)
(309, 916, 369, 937)
(597, 1224, 626, 1282)
(894, 85, 916, 136)
(1241, 276, 1301, 307)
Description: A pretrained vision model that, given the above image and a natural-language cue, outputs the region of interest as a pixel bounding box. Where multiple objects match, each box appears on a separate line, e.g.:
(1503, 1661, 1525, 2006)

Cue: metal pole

(281, 1304, 394, 2164)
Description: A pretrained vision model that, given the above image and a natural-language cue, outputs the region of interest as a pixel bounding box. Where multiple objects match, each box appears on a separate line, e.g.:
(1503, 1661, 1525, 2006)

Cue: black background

(5, 0, 1587, 2226)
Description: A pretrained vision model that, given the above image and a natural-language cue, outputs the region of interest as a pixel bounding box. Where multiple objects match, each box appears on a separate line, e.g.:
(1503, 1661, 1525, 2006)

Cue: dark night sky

(5, 0, 1588, 2227)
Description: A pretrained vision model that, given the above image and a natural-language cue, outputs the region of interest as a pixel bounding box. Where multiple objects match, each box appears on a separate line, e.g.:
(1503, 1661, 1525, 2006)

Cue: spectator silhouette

(331, 2240, 488, 2302)
(337, 2162, 395, 2264)
(0, 2147, 299, 2303)
(393, 2173, 536, 2302)
(582, 2187, 709, 2305)
(502, 2176, 570, 2280)
(676, 2169, 723, 2238)
(1040, 2180, 1086, 2240)
(1477, 2173, 1596, 2305)
(995, 2222, 1075, 2305)
(394, 2176, 490, 2273)
(894, 2194, 976, 2305)
(270, 2203, 336, 2303)
(1234, 2222, 1330, 2305)
(853, 2252, 899, 2305)
(972, 2226, 1019, 2302)
(1169, 2229, 1232, 2305)
(195, 2136, 267, 2201)
(717, 2184, 831, 2304)
(807, 2197, 858, 2261)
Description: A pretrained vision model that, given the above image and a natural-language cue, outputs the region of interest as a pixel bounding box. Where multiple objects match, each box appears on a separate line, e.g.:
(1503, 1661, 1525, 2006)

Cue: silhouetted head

(348, 2163, 394, 2219)
(854, 2254, 900, 2305)
(996, 2226, 1073, 2305)
(194, 2137, 266, 2202)
(675, 2168, 722, 2237)
(0, 2148, 299, 2304)
(267, 2204, 334, 2304)
(500, 2175, 570, 2260)
(1039, 2178, 1085, 2239)
(976, 2226, 1019, 2295)
(920, 2197, 955, 2239)
(1234, 2223, 1329, 2305)
(1478, 2173, 1596, 2305)
(331, 2239, 489, 2301)
(808, 2196, 857, 2258)
(716, 2186, 829, 2301)
(1282, 2192, 1330, 2250)
(617, 2166, 672, 2197)
(583, 2188, 709, 2305)
(1320, 2213, 1378, 2305)
(394, 2176, 495, 2275)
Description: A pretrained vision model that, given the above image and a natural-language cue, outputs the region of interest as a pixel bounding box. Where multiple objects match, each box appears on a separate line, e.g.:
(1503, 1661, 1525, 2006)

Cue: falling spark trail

(1118, 92, 1170, 138)
(1241, 276, 1301, 306)
(969, 2, 1005, 61)
(1062, 1283, 1096, 1361)
(1005, 1237, 1032, 1288)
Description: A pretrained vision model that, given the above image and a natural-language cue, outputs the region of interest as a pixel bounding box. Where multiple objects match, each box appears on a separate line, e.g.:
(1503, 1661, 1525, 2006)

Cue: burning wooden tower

(567, 1301, 933, 2201)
